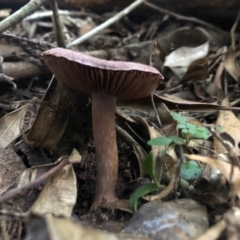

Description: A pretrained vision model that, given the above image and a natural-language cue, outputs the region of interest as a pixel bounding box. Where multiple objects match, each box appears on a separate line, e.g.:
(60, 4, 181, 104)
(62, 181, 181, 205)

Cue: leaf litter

(0, 0, 240, 239)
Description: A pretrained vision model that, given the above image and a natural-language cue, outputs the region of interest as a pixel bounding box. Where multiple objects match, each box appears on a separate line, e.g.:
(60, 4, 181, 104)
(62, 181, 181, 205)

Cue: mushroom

(42, 48, 163, 206)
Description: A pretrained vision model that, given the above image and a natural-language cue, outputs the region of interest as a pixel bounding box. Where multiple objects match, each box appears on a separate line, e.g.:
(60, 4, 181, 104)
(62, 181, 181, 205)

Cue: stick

(0, 0, 48, 34)
(49, 0, 66, 48)
(67, 0, 146, 47)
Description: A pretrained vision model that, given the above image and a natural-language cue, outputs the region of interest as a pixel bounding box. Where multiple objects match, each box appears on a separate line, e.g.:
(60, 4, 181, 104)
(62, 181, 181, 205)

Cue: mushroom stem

(92, 92, 118, 204)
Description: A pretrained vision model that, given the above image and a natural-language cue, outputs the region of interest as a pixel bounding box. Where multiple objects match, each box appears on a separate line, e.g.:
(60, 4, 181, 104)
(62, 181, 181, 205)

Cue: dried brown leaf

(214, 98, 240, 157)
(224, 46, 240, 81)
(26, 78, 77, 150)
(0, 148, 25, 193)
(183, 58, 209, 81)
(185, 154, 240, 198)
(0, 105, 27, 148)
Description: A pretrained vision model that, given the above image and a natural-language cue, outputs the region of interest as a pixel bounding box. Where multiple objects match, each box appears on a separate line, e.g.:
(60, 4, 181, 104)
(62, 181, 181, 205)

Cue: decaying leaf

(164, 41, 209, 78)
(30, 163, 78, 217)
(214, 98, 240, 158)
(0, 148, 26, 193)
(151, 26, 210, 78)
(0, 104, 27, 148)
(1, 149, 81, 216)
(26, 78, 77, 150)
(182, 58, 209, 81)
(224, 45, 240, 81)
(185, 154, 240, 198)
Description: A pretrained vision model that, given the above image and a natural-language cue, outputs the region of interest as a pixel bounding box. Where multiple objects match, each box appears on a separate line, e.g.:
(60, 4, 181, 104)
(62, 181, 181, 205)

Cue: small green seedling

(130, 111, 221, 211)
(129, 182, 159, 212)
(130, 152, 164, 211)
(180, 160, 202, 181)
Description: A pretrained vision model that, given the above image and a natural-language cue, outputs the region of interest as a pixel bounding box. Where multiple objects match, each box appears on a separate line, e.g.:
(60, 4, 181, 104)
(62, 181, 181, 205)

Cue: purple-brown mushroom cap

(42, 48, 163, 99)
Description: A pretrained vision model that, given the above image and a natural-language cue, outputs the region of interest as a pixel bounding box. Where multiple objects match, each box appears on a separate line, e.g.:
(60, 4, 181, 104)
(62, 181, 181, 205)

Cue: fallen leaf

(164, 41, 209, 78)
(214, 98, 240, 157)
(151, 26, 210, 78)
(183, 58, 209, 81)
(224, 45, 240, 81)
(30, 163, 78, 217)
(185, 154, 240, 198)
(0, 105, 27, 148)
(0, 148, 26, 193)
(26, 78, 77, 150)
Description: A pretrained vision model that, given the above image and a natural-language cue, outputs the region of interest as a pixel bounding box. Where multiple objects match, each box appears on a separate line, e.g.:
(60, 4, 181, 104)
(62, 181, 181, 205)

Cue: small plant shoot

(180, 160, 202, 180)
(130, 111, 221, 211)
(148, 112, 211, 147)
(129, 182, 159, 212)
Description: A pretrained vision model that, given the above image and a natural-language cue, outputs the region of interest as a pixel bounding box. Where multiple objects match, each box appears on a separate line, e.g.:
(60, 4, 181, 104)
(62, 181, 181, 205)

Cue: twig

(144, 1, 230, 37)
(23, 10, 91, 21)
(0, 210, 28, 219)
(0, 0, 48, 34)
(0, 157, 70, 204)
(67, 0, 146, 47)
(151, 93, 162, 127)
(230, 11, 240, 50)
(49, 0, 66, 48)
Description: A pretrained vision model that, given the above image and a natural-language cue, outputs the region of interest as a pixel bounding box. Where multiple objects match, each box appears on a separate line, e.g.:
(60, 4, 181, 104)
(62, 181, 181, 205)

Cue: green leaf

(148, 136, 173, 146)
(193, 127, 210, 139)
(170, 111, 187, 124)
(129, 183, 159, 212)
(181, 123, 210, 139)
(168, 135, 185, 144)
(180, 160, 202, 180)
(143, 152, 156, 183)
(177, 123, 187, 129)
(185, 122, 197, 131)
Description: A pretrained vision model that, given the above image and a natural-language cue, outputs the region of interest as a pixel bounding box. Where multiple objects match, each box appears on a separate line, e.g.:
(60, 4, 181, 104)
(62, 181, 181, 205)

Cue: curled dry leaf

(182, 58, 209, 81)
(224, 45, 240, 81)
(214, 98, 240, 158)
(26, 78, 77, 150)
(185, 154, 240, 198)
(164, 41, 209, 78)
(151, 26, 210, 78)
